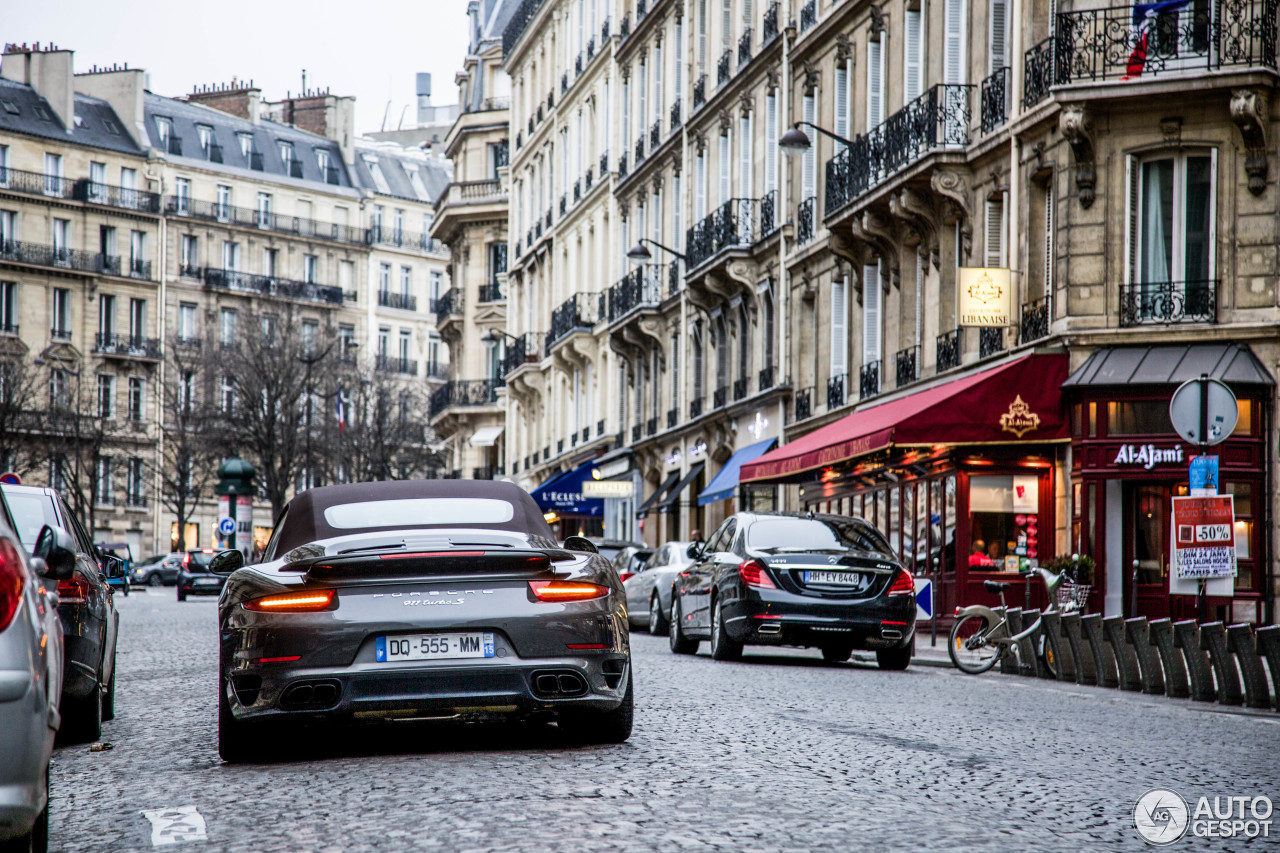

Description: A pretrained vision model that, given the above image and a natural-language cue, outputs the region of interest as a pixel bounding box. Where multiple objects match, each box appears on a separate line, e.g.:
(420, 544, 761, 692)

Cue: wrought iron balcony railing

(646, 416, 657, 436)
(980, 67, 1010, 134)
(685, 196, 780, 270)
(1023, 37, 1058, 108)
(796, 196, 816, 245)
(375, 355, 419, 376)
(827, 373, 846, 409)
(738, 29, 753, 66)
(734, 377, 750, 401)
(825, 84, 974, 219)
(690, 397, 704, 419)
(423, 361, 450, 380)
(693, 74, 707, 108)
(758, 365, 776, 391)
(164, 196, 366, 246)
(0, 240, 104, 276)
(1020, 296, 1050, 343)
(936, 328, 962, 372)
(1119, 280, 1217, 327)
(546, 292, 603, 354)
(793, 386, 813, 421)
(620, 11, 630, 38)
(429, 379, 502, 417)
(650, 118, 661, 149)
(634, 136, 645, 165)
(502, 332, 545, 377)
(1055, 1, 1278, 85)
(713, 385, 728, 409)
(377, 290, 418, 311)
(608, 265, 667, 322)
(631, 424, 642, 443)
(979, 326, 1006, 358)
(667, 408, 678, 429)
(800, 0, 817, 31)
(94, 333, 161, 359)
(895, 345, 919, 387)
(0, 167, 163, 213)
(762, 2, 780, 42)
(717, 50, 732, 85)
(478, 283, 504, 303)
(860, 360, 881, 399)
(433, 288, 462, 324)
(670, 98, 682, 130)
(618, 152, 629, 178)
(204, 269, 344, 305)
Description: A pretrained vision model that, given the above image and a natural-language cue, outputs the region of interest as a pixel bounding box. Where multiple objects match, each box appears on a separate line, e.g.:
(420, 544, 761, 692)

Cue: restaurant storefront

(1062, 343, 1274, 625)
(741, 353, 1070, 618)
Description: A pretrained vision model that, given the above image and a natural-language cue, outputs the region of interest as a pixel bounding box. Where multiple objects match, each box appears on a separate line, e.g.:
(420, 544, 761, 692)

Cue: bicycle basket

(1056, 582, 1091, 610)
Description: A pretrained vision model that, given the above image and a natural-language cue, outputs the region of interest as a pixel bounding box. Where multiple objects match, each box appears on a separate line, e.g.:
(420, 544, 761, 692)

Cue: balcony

(713, 386, 728, 409)
(429, 379, 502, 418)
(800, 0, 817, 31)
(979, 326, 1006, 358)
(434, 179, 506, 212)
(433, 288, 463, 326)
(762, 2, 780, 43)
(980, 67, 1010, 134)
(618, 153, 628, 179)
(650, 118, 661, 150)
(794, 386, 813, 421)
(51, 327, 72, 342)
(620, 12, 630, 38)
(1055, 1, 1277, 85)
(375, 355, 419, 376)
(936, 328, 962, 372)
(667, 408, 678, 429)
(646, 416, 657, 436)
(796, 197, 816, 245)
(204, 269, 344, 306)
(377, 290, 417, 311)
(1020, 297, 1050, 343)
(758, 364, 776, 391)
(693, 74, 707, 108)
(860, 361, 881, 399)
(607, 264, 670, 323)
(502, 331, 545, 377)
(1023, 37, 1057, 108)
(824, 84, 974, 220)
(423, 361, 450, 380)
(1119, 280, 1217, 327)
(546, 292, 602, 355)
(0, 240, 105, 276)
(164, 197, 366, 246)
(685, 196, 780, 271)
(631, 424, 642, 443)
(690, 397, 704, 419)
(670, 98, 682, 131)
(368, 227, 445, 254)
(827, 373, 846, 409)
(733, 377, 749, 402)
(895, 345, 919, 387)
(717, 50, 732, 85)
(478, 283, 504, 303)
(94, 333, 161, 360)
(0, 168, 163, 213)
(0, 323, 18, 336)
(738, 29, 753, 66)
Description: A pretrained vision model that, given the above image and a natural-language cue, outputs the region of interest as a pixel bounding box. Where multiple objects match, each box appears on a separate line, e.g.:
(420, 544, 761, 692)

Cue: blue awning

(697, 438, 778, 506)
(529, 461, 604, 517)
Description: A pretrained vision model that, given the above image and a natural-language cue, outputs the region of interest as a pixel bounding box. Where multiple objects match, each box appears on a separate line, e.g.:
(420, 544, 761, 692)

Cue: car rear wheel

(820, 644, 854, 663)
(876, 644, 912, 670)
(558, 668, 633, 745)
(148, 574, 163, 587)
(56, 683, 102, 745)
(668, 596, 698, 655)
(709, 598, 743, 662)
(647, 593, 668, 635)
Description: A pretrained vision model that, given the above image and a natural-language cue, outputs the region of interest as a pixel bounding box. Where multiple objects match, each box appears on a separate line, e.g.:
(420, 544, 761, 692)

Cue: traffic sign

(0, 472, 20, 485)
(913, 577, 933, 621)
(217, 517, 236, 537)
(1169, 377, 1237, 446)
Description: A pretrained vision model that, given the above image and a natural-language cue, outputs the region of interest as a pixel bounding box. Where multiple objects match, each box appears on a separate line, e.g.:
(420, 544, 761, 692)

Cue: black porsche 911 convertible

(211, 480, 632, 762)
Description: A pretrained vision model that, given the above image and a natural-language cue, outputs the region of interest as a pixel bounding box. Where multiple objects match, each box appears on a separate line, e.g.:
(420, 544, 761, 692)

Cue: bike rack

(1000, 608, 1023, 675)
(1225, 624, 1270, 709)
(1172, 620, 1217, 702)
(1102, 616, 1142, 692)
(1256, 626, 1280, 712)
(1040, 610, 1075, 682)
(1198, 622, 1243, 706)
(1080, 613, 1118, 688)
(1123, 617, 1165, 695)
(1059, 612, 1095, 685)
(1147, 618, 1190, 699)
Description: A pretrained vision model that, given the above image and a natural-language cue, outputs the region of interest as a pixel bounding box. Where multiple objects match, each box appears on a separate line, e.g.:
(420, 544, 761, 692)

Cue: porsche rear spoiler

(296, 548, 575, 583)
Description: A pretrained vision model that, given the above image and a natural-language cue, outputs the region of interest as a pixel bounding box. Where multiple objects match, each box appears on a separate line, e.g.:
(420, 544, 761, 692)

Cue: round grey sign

(1168, 377, 1238, 447)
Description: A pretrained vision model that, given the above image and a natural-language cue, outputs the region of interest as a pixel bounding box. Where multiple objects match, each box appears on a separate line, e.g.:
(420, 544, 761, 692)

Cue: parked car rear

(132, 553, 182, 587)
(176, 549, 227, 600)
(623, 540, 695, 633)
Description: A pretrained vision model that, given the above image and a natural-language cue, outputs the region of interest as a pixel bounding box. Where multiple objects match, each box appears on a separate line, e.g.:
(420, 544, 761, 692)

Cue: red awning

(741, 353, 1068, 483)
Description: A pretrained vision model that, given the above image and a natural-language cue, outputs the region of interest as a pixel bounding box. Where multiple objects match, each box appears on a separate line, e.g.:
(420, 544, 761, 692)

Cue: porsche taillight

(0, 539, 24, 632)
(886, 569, 916, 597)
(529, 580, 609, 602)
(243, 589, 336, 612)
(738, 559, 776, 590)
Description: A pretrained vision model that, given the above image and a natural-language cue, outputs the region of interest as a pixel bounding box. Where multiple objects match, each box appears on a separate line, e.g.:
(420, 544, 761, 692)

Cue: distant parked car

(624, 540, 696, 634)
(1, 483, 123, 742)
(97, 542, 134, 597)
(611, 545, 653, 582)
(589, 539, 645, 566)
(132, 553, 183, 587)
(176, 549, 228, 600)
(0, 492, 66, 852)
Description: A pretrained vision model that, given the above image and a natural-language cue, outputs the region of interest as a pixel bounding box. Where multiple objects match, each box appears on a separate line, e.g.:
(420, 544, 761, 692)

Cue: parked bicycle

(948, 565, 1090, 675)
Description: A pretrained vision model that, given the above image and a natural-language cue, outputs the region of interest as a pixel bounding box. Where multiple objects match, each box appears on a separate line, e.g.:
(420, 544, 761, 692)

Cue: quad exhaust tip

(531, 670, 588, 698)
(280, 679, 342, 711)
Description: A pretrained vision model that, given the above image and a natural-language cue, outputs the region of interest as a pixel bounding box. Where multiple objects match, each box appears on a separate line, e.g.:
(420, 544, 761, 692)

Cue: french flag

(1122, 0, 1194, 80)
(335, 387, 345, 433)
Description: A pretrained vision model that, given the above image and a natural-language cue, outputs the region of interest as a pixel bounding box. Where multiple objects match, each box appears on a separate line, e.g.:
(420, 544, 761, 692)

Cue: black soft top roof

(272, 480, 555, 555)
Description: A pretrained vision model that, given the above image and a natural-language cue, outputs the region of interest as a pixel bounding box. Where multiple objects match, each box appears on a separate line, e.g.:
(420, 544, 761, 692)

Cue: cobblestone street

(48, 591, 1280, 852)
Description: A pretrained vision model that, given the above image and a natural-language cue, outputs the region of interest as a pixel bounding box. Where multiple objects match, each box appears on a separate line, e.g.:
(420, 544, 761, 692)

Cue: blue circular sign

(217, 517, 236, 537)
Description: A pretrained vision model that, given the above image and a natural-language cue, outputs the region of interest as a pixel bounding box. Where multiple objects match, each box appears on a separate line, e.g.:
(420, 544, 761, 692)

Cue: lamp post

(625, 238, 686, 262)
(778, 121, 855, 158)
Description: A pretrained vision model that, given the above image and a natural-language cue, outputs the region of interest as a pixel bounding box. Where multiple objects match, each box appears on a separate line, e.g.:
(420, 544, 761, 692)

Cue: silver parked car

(623, 541, 696, 635)
(0, 505, 71, 852)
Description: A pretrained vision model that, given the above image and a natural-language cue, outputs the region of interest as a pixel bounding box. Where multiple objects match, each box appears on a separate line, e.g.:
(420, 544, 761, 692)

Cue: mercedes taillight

(738, 559, 776, 590)
(886, 569, 915, 597)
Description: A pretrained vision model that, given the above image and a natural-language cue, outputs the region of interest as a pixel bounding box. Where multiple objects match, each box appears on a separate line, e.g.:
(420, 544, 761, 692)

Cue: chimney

(2, 44, 74, 133)
(416, 73, 433, 126)
(75, 66, 146, 148)
(267, 90, 357, 165)
(187, 79, 261, 124)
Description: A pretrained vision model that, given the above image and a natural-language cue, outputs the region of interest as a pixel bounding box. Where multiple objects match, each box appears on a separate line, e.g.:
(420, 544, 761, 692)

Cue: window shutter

(863, 264, 881, 364)
(1126, 155, 1139, 285)
(653, 46, 662, 123)
(985, 196, 1005, 267)
(904, 10, 923, 101)
(695, 153, 707, 218)
(945, 0, 965, 84)
(739, 114, 752, 201)
(867, 39, 884, 128)
(831, 276, 847, 376)
(834, 65, 848, 140)
(802, 95, 816, 198)
(674, 23, 683, 92)
(722, 0, 732, 51)
(698, 0, 708, 69)
(989, 0, 1008, 73)
(915, 252, 923, 345)
(765, 93, 778, 193)
(719, 132, 731, 204)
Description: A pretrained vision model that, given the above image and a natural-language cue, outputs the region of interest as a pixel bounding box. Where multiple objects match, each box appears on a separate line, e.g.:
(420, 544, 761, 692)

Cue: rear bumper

(721, 589, 916, 650)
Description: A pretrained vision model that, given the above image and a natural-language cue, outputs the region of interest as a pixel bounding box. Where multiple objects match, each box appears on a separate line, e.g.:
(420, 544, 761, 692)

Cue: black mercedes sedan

(212, 480, 632, 762)
(668, 512, 916, 669)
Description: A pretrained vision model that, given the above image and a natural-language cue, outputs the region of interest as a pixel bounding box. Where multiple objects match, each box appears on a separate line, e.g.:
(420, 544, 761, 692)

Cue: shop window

(1107, 400, 1172, 435)
(1223, 482, 1254, 589)
(1233, 399, 1252, 436)
(968, 474, 1040, 572)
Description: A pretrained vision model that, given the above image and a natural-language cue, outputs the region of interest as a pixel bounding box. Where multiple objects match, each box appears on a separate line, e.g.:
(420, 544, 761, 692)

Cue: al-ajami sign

(958, 267, 1011, 327)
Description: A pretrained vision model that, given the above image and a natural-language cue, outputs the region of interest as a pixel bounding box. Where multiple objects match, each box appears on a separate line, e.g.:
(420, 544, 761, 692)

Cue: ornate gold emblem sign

(999, 395, 1041, 437)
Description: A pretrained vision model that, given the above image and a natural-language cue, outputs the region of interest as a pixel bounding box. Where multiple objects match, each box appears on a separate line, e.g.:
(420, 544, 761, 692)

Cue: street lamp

(480, 329, 520, 344)
(779, 121, 855, 158)
(626, 237, 685, 263)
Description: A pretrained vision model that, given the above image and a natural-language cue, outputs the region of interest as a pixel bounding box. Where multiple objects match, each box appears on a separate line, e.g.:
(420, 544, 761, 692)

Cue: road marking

(142, 806, 207, 846)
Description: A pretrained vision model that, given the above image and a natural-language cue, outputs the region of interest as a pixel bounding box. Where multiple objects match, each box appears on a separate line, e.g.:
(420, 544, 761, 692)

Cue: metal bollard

(1255, 626, 1280, 712)
(1225, 624, 1271, 710)
(1061, 612, 1095, 685)
(1020, 608, 1050, 678)
(1124, 617, 1164, 695)
(1001, 609, 1023, 675)
(1081, 613, 1118, 688)
(1198, 622, 1243, 706)
(1040, 610, 1074, 682)
(1148, 619, 1189, 699)
(1173, 620, 1216, 702)
(1102, 615, 1142, 692)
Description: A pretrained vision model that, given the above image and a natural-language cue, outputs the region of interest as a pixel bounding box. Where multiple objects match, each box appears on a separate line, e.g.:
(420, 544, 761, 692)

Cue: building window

(339, 260, 354, 293)
(488, 243, 507, 286)
(968, 474, 1040, 572)
(1130, 151, 1213, 286)
(0, 144, 9, 186)
(178, 303, 196, 342)
(862, 263, 881, 366)
(197, 124, 213, 154)
(97, 374, 115, 418)
(0, 281, 16, 333)
(52, 288, 70, 337)
(257, 192, 271, 227)
(179, 371, 196, 413)
(399, 329, 411, 361)
(316, 148, 331, 178)
(52, 219, 69, 261)
(301, 319, 318, 355)
(129, 298, 146, 341)
(238, 132, 255, 161)
(216, 185, 231, 220)
(0, 209, 15, 246)
(220, 376, 236, 413)
(49, 370, 69, 409)
(379, 263, 391, 294)
(99, 294, 116, 338)
(44, 153, 63, 194)
(303, 254, 318, 284)
(377, 327, 390, 358)
(985, 194, 1007, 268)
(400, 266, 412, 296)
(219, 308, 237, 346)
(156, 117, 172, 148)
(130, 231, 147, 276)
(223, 241, 240, 271)
(830, 275, 847, 382)
(393, 209, 404, 243)
(175, 177, 191, 214)
(88, 161, 107, 202)
(128, 377, 145, 421)
(430, 270, 442, 303)
(96, 457, 114, 506)
(278, 141, 294, 170)
(127, 458, 145, 506)
(338, 324, 355, 359)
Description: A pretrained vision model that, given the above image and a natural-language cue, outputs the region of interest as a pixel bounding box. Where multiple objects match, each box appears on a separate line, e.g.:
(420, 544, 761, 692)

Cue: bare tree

(158, 334, 220, 551)
(41, 360, 110, 535)
(321, 362, 443, 484)
(0, 353, 46, 476)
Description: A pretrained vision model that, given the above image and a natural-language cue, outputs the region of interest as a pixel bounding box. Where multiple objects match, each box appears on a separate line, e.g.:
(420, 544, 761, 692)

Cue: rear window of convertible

(323, 498, 516, 529)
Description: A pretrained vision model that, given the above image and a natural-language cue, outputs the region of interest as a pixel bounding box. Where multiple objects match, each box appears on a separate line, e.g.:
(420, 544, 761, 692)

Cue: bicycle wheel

(949, 613, 1004, 674)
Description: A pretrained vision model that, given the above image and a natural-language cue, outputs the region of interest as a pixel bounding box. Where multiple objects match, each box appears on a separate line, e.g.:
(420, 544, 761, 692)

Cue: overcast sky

(2, 0, 471, 135)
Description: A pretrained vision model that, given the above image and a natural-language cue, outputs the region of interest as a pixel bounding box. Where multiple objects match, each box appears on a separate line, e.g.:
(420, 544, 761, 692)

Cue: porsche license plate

(375, 632, 495, 662)
(804, 570, 866, 587)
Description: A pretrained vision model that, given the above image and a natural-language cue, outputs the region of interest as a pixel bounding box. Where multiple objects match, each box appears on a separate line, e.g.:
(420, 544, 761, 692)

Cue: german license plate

(804, 570, 866, 587)
(375, 632, 495, 662)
